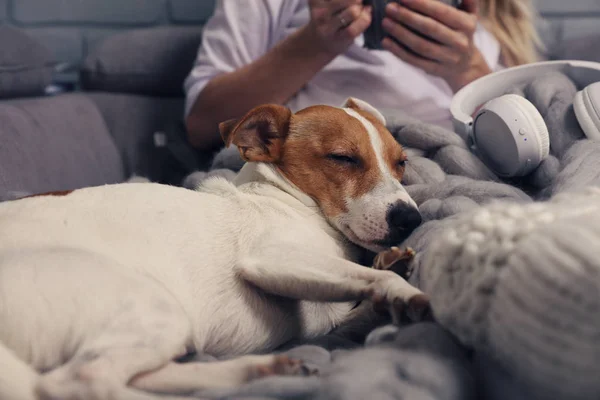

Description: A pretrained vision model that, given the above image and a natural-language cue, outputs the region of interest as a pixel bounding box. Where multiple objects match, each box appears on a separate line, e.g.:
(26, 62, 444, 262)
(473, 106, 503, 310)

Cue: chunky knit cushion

(422, 187, 600, 400)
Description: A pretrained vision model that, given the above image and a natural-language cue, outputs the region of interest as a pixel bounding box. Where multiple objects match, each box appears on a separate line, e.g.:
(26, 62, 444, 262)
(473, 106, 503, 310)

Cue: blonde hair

(478, 0, 543, 67)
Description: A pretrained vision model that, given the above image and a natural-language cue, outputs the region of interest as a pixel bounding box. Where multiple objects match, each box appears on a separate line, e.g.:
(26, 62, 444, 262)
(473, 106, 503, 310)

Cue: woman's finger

(338, 6, 372, 39)
(460, 0, 478, 14)
(382, 37, 442, 76)
(398, 0, 477, 34)
(382, 18, 461, 64)
(308, 0, 360, 25)
(327, 0, 362, 16)
(385, 2, 467, 49)
(334, 4, 365, 31)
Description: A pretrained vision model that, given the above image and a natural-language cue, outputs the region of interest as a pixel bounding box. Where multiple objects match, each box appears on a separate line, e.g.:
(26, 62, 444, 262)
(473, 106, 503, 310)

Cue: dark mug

(363, 0, 464, 50)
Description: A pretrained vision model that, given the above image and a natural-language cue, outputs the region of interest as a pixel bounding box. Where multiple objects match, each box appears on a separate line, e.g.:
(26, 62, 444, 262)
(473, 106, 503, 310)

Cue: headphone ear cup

(574, 82, 600, 140)
(502, 94, 550, 159)
(473, 94, 549, 177)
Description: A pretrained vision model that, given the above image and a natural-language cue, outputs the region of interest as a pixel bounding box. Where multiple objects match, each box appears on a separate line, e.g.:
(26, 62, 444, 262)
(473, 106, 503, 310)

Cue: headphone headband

(450, 60, 600, 141)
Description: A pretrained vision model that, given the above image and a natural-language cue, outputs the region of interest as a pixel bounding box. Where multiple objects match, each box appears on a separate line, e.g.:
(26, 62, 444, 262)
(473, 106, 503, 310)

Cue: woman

(184, 0, 540, 151)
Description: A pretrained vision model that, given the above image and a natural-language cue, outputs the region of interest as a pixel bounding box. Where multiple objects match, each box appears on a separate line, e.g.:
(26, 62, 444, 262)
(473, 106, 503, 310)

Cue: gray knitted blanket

(182, 71, 600, 400)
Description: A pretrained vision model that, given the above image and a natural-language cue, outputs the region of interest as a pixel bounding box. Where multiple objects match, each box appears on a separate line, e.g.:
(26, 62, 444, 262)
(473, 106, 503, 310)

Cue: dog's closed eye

(326, 153, 360, 166)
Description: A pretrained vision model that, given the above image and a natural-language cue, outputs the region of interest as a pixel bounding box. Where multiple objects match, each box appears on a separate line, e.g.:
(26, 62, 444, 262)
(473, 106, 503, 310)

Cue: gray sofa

(0, 25, 209, 200)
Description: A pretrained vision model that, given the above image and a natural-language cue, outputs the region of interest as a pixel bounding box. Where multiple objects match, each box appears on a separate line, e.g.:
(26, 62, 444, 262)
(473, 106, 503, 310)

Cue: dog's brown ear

(218, 118, 239, 146)
(218, 104, 292, 163)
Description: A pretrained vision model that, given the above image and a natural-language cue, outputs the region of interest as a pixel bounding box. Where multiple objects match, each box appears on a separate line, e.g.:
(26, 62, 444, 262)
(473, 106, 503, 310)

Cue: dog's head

(219, 98, 421, 251)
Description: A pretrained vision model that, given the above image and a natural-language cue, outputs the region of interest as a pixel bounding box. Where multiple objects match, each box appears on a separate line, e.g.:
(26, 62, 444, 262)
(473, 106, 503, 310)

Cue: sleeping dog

(0, 98, 427, 400)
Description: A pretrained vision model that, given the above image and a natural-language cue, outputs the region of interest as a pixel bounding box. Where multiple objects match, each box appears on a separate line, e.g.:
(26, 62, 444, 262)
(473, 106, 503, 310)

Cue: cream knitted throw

(422, 187, 600, 400)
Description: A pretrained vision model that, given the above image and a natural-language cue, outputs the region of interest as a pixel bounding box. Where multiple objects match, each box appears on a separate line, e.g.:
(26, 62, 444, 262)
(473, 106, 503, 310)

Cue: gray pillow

(0, 94, 126, 199)
(80, 27, 203, 97)
(0, 25, 54, 99)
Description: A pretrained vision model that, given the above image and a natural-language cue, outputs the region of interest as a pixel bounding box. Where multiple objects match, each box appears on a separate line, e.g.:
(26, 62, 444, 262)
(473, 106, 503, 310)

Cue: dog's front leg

(236, 243, 430, 322)
(330, 247, 421, 341)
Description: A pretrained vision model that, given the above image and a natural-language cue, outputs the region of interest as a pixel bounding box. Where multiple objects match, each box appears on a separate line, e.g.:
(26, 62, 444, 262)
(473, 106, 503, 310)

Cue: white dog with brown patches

(0, 98, 426, 400)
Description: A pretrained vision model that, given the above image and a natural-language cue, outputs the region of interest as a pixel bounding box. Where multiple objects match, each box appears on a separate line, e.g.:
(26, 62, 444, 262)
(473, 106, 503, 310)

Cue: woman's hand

(381, 0, 492, 92)
(306, 0, 373, 56)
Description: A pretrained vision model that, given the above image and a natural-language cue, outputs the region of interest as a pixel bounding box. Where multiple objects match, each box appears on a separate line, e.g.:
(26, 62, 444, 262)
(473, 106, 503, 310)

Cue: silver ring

(339, 16, 348, 27)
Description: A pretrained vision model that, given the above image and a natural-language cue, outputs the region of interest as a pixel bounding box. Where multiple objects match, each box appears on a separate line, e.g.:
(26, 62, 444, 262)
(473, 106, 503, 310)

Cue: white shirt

(184, 0, 502, 129)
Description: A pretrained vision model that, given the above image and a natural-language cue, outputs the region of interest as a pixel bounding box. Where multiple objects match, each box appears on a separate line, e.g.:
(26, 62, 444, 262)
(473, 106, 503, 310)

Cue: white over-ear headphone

(451, 60, 600, 177)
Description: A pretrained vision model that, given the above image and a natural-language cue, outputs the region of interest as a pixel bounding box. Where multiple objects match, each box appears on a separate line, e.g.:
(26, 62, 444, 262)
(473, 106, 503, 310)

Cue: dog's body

(1, 168, 359, 364)
(0, 98, 426, 400)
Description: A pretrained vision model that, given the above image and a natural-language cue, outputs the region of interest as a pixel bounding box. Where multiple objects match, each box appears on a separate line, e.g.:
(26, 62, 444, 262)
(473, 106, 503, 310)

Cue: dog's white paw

(363, 276, 431, 323)
(372, 246, 416, 278)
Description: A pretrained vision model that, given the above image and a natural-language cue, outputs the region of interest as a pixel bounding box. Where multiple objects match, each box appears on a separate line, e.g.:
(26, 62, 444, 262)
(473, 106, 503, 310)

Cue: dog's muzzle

(380, 202, 423, 245)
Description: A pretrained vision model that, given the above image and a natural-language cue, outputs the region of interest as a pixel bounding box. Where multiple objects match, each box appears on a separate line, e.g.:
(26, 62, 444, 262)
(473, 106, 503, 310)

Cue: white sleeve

(183, 0, 296, 117)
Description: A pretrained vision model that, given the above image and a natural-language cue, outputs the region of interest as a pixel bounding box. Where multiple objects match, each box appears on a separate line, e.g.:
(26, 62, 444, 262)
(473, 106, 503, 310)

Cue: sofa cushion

(0, 94, 125, 200)
(0, 25, 54, 99)
(86, 92, 202, 182)
(548, 34, 600, 62)
(80, 27, 203, 97)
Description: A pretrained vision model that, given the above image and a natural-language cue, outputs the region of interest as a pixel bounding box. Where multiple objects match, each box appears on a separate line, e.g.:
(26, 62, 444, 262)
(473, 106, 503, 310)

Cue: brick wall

(0, 0, 216, 70)
(1, 0, 599, 71)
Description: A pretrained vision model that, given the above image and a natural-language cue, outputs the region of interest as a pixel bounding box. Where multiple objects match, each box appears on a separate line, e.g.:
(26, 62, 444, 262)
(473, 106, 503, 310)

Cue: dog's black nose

(387, 203, 422, 235)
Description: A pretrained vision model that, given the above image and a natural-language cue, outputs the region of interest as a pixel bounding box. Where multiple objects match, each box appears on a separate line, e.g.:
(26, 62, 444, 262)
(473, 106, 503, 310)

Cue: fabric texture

(392, 71, 600, 400)
(547, 34, 600, 63)
(0, 25, 54, 99)
(422, 187, 600, 400)
(195, 323, 475, 400)
(0, 94, 125, 200)
(86, 93, 198, 182)
(184, 0, 502, 129)
(180, 70, 600, 400)
(80, 26, 203, 97)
